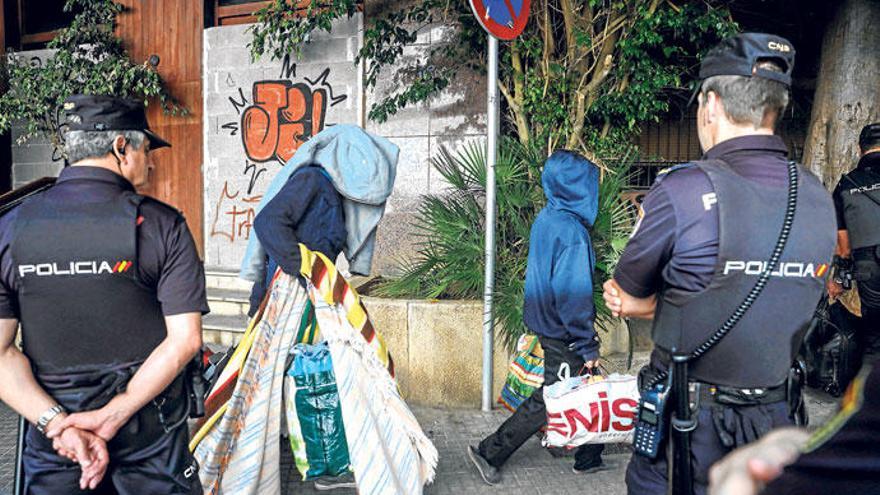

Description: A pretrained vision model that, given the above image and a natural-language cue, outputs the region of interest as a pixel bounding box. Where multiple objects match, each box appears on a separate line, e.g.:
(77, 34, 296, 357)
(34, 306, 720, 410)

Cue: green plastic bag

(285, 342, 351, 479)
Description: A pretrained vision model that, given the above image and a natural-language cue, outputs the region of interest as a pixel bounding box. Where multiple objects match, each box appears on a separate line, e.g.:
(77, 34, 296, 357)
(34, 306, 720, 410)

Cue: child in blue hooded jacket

(468, 150, 605, 484)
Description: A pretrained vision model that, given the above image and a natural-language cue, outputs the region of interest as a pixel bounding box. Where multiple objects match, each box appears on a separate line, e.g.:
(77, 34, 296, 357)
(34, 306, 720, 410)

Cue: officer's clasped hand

(47, 405, 131, 442)
(602, 279, 658, 319)
(51, 426, 109, 490)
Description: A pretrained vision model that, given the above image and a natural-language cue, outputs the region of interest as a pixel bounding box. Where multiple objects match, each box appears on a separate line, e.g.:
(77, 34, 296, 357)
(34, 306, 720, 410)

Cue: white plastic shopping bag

(543, 372, 640, 447)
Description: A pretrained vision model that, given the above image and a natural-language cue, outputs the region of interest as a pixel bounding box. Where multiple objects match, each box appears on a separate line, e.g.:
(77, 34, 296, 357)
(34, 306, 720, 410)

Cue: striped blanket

(301, 245, 437, 494)
(192, 244, 436, 494)
(193, 272, 307, 494)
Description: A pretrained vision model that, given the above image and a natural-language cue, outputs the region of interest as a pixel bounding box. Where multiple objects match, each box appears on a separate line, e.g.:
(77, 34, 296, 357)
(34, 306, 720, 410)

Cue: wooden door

(115, 0, 204, 253)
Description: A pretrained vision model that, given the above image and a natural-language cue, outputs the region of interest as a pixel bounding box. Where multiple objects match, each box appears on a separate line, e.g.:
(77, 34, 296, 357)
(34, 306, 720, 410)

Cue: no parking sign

(469, 0, 531, 41)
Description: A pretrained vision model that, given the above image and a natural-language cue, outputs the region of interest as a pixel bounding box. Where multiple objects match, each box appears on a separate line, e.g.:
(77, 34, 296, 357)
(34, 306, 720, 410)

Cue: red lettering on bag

(547, 412, 569, 436)
(599, 391, 611, 431)
(611, 398, 638, 431)
(564, 403, 600, 433)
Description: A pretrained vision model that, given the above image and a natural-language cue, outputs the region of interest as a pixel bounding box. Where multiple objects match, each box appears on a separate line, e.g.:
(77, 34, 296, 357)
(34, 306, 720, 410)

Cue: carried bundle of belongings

(285, 342, 351, 480)
(190, 245, 437, 494)
(498, 334, 545, 411)
(801, 295, 863, 397)
(543, 364, 640, 448)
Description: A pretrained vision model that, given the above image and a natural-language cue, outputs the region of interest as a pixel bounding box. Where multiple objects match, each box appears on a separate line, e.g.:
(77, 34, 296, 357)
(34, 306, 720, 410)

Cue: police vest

(839, 167, 880, 250)
(651, 159, 836, 388)
(11, 189, 167, 376)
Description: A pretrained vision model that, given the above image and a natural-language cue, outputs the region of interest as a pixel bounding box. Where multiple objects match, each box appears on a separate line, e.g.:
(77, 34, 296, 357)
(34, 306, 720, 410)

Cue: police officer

(0, 95, 208, 494)
(602, 33, 836, 495)
(828, 123, 880, 352)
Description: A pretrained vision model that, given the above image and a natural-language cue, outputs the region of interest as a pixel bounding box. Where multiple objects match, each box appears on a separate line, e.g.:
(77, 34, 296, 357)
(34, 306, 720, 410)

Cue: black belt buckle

(711, 386, 774, 406)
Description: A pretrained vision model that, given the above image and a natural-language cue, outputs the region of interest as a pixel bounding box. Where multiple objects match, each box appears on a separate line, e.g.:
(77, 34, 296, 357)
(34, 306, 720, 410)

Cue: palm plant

(377, 138, 635, 349)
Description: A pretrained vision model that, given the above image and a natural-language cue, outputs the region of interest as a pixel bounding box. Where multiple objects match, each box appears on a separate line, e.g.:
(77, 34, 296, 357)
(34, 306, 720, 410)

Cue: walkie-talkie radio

(633, 380, 670, 459)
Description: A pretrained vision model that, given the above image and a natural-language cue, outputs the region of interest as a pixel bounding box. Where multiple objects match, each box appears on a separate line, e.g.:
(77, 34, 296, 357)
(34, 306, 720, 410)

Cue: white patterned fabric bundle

(194, 273, 307, 495)
(310, 285, 438, 495)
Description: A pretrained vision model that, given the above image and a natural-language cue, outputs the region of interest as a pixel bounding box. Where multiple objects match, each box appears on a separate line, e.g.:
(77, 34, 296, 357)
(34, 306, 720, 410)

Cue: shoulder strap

(0, 177, 56, 218)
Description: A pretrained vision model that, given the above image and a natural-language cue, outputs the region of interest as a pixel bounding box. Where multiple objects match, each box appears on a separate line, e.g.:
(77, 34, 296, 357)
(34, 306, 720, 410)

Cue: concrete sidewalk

(0, 388, 840, 495)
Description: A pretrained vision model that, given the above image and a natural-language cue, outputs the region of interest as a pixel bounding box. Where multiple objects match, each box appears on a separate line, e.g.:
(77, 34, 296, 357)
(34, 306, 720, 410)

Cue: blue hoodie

(522, 150, 600, 362)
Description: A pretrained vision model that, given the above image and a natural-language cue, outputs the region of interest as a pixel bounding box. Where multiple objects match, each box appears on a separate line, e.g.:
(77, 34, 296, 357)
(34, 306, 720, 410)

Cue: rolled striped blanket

(301, 245, 438, 494)
(193, 244, 437, 494)
(194, 272, 307, 494)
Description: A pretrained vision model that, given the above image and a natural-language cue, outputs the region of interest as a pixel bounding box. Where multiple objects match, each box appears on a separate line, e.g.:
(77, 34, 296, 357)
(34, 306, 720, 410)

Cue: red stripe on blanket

(332, 273, 346, 303)
(361, 320, 376, 342)
(312, 257, 327, 287)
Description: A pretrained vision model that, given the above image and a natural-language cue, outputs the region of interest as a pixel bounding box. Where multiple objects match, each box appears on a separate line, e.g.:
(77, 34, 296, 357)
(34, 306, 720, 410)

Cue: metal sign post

(470, 0, 530, 412)
(481, 35, 499, 412)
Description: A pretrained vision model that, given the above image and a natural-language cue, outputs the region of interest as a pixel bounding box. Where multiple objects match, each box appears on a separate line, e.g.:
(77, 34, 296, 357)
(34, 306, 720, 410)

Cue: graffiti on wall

(209, 163, 266, 243)
(221, 65, 348, 164)
(210, 62, 349, 244)
(242, 80, 326, 162)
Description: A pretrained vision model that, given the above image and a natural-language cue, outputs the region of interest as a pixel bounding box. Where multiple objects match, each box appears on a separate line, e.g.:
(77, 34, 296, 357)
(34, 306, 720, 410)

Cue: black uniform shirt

(0, 166, 209, 318)
(761, 360, 880, 494)
(831, 151, 880, 230)
(614, 135, 791, 298)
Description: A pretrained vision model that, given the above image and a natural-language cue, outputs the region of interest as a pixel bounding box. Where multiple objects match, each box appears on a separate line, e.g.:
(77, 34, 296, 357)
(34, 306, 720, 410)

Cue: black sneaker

(313, 472, 356, 491)
(467, 445, 502, 485)
(572, 460, 610, 474)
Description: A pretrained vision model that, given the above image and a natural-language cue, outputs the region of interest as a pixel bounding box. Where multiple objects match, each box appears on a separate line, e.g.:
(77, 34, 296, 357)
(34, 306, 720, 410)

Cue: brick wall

(202, 17, 362, 271)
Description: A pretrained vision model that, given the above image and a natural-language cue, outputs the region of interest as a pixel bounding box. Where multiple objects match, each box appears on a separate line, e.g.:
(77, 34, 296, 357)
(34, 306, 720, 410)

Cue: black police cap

(689, 33, 795, 105)
(859, 123, 880, 150)
(62, 94, 171, 149)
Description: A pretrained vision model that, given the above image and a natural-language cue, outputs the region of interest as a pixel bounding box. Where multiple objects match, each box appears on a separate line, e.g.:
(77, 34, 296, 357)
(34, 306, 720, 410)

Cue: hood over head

(541, 150, 599, 227)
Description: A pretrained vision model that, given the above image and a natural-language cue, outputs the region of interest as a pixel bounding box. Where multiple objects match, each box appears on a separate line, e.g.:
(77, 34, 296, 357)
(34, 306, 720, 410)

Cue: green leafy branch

(0, 0, 184, 156)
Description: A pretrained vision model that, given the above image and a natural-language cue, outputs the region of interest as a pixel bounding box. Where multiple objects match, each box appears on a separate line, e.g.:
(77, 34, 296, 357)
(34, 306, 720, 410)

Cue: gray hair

(64, 130, 147, 164)
(701, 61, 790, 128)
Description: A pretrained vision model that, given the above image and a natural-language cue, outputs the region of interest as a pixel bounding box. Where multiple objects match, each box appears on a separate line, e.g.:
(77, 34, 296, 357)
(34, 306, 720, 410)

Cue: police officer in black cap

(0, 94, 208, 493)
(828, 123, 880, 352)
(602, 33, 836, 495)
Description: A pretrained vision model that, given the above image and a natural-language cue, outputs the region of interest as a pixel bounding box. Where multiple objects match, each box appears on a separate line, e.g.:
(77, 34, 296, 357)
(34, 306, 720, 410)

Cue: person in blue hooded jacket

(467, 150, 605, 485)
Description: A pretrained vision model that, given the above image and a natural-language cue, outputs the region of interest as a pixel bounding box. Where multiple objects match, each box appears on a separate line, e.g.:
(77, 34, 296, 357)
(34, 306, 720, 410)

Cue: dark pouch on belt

(710, 404, 774, 449)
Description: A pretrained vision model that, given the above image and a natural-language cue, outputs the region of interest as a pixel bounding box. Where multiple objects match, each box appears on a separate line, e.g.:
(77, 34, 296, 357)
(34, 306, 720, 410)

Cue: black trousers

(625, 399, 792, 495)
(860, 301, 880, 350)
(23, 420, 200, 495)
(23, 385, 201, 495)
(478, 336, 605, 468)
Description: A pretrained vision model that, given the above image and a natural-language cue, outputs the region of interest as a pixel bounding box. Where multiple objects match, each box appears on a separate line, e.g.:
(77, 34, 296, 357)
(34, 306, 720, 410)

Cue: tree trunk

(804, 0, 880, 187)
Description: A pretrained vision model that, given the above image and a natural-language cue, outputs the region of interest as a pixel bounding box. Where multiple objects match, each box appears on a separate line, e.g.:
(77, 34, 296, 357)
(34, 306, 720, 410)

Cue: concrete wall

(202, 18, 362, 271)
(362, 24, 487, 275)
(202, 15, 487, 276)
